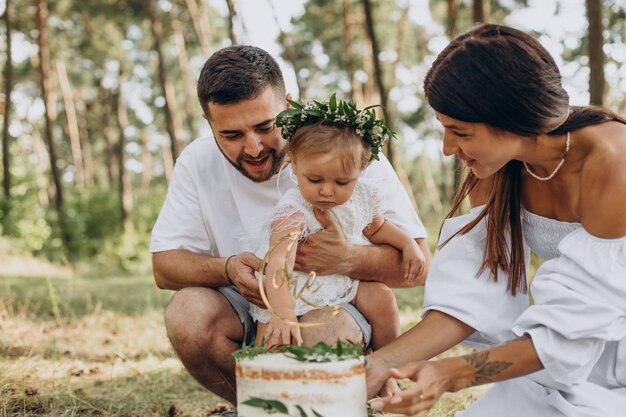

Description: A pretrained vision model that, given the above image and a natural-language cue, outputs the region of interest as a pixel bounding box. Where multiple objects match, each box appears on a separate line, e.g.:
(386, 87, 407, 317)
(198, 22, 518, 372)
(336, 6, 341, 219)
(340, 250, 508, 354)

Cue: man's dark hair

(197, 45, 286, 117)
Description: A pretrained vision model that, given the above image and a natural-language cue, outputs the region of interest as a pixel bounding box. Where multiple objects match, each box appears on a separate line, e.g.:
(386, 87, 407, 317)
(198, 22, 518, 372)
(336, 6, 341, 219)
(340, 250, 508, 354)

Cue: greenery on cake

(233, 339, 364, 363)
(242, 397, 324, 417)
(241, 397, 385, 417)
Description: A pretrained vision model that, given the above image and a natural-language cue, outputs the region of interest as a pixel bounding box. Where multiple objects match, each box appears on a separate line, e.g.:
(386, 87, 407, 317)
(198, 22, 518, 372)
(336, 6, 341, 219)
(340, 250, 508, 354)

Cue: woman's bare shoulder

(579, 122, 626, 238)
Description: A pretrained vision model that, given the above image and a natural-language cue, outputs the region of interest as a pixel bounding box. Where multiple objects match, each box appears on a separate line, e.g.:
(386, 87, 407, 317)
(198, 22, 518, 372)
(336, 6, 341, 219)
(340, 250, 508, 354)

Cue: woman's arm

(366, 310, 475, 398)
(371, 335, 541, 416)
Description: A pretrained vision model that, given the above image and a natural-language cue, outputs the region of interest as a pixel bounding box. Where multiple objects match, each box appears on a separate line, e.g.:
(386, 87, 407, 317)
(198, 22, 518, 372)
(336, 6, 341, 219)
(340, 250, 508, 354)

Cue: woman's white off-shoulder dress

(424, 206, 626, 417)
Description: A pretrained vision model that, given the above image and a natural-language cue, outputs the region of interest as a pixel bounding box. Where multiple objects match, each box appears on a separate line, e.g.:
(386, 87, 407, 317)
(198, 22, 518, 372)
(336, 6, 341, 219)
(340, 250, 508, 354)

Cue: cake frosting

(236, 352, 367, 417)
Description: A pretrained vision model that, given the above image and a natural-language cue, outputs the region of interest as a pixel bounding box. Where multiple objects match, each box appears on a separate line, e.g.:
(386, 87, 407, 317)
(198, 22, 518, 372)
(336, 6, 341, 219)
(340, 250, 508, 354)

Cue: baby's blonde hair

(286, 123, 371, 172)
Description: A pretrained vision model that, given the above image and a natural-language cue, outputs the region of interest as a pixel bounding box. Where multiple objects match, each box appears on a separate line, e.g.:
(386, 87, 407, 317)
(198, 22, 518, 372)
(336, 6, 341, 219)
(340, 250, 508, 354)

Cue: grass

(1, 271, 482, 416)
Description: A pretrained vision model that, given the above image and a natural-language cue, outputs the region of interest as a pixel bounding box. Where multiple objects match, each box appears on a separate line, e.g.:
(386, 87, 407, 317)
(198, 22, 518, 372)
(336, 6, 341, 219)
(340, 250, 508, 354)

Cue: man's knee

(164, 287, 241, 349)
(299, 308, 364, 348)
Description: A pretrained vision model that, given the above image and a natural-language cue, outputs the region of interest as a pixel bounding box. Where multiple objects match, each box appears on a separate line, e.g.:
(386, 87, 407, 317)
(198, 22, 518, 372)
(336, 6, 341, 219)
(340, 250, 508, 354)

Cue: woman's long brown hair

(426, 24, 626, 295)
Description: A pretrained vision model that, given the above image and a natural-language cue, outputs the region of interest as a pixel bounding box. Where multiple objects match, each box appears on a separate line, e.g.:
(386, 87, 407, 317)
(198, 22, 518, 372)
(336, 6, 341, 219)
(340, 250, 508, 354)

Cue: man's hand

(226, 252, 264, 307)
(294, 208, 350, 276)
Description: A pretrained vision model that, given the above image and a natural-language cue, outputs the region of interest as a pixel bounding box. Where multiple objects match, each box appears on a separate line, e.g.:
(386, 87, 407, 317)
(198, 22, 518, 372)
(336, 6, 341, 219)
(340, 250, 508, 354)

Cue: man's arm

(152, 250, 228, 290)
(152, 249, 264, 305)
(294, 208, 431, 287)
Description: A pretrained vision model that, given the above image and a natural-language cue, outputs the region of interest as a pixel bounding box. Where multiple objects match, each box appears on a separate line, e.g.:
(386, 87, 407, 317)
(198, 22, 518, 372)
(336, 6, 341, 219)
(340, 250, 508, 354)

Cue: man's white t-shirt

(150, 136, 426, 257)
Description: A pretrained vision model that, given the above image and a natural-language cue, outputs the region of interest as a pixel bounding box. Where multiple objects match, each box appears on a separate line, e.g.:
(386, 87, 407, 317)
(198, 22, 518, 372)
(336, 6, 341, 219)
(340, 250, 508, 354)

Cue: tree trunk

(360, 0, 394, 167)
(77, 94, 94, 187)
(2, 0, 13, 204)
(418, 155, 443, 214)
(388, 5, 409, 93)
(162, 142, 174, 181)
(441, 0, 458, 202)
(32, 129, 51, 207)
(472, 0, 489, 24)
(146, 0, 181, 162)
(342, 0, 364, 106)
(139, 130, 152, 195)
(586, 0, 605, 105)
(182, 0, 212, 55)
(36, 0, 74, 256)
(268, 0, 305, 95)
(56, 59, 85, 188)
(171, 4, 198, 139)
(36, 0, 64, 211)
(98, 83, 116, 185)
(225, 0, 238, 44)
(115, 70, 132, 229)
(446, 0, 458, 38)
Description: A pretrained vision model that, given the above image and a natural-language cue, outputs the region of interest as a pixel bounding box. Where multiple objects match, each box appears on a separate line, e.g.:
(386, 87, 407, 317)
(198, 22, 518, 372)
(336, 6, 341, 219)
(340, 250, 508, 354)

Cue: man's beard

(222, 147, 286, 183)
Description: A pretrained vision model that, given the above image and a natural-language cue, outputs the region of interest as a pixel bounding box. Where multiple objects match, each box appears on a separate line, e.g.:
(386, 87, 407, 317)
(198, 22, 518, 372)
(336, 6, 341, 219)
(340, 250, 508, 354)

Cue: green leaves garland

(233, 340, 363, 363)
(275, 94, 395, 161)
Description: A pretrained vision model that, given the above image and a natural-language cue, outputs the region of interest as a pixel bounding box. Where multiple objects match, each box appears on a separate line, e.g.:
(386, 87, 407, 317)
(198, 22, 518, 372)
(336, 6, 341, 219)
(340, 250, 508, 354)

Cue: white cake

(236, 353, 367, 417)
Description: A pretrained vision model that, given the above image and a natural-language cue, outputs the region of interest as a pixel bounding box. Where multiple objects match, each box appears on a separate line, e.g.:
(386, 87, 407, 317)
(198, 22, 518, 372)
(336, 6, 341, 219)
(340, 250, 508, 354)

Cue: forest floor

(0, 261, 486, 416)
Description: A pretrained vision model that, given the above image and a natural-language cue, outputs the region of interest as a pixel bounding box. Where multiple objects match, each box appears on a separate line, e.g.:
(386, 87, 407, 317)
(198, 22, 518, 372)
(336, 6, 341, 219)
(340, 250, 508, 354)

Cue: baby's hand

(263, 308, 302, 347)
(403, 242, 425, 281)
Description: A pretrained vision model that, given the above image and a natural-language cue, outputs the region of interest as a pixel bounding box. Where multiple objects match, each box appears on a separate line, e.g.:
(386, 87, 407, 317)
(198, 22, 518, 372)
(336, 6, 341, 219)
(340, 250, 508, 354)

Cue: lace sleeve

(358, 176, 386, 224)
(270, 188, 320, 238)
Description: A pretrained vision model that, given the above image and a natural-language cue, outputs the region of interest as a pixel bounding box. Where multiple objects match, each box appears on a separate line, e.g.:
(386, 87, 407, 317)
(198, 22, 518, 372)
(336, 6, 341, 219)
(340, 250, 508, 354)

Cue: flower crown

(275, 94, 395, 161)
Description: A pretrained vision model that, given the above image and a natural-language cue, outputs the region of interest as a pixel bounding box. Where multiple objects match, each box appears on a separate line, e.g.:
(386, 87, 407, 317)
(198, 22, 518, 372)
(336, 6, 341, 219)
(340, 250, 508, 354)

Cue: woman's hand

(370, 360, 452, 417)
(366, 353, 393, 399)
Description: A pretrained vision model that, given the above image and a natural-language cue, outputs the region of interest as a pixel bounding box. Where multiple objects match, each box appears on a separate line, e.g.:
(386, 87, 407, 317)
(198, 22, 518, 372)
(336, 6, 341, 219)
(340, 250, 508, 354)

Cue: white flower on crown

(356, 112, 368, 126)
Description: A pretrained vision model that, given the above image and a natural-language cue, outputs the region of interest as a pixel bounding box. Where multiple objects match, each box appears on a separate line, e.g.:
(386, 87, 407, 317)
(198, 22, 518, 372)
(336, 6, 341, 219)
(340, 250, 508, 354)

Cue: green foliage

(284, 340, 363, 362)
(0, 274, 171, 320)
(232, 342, 276, 361)
(233, 340, 364, 363)
(276, 94, 395, 161)
(242, 397, 325, 417)
(242, 397, 290, 414)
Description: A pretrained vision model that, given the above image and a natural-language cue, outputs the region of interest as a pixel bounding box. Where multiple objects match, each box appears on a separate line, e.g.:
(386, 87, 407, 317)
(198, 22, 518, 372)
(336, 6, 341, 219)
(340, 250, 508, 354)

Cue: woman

(368, 24, 626, 417)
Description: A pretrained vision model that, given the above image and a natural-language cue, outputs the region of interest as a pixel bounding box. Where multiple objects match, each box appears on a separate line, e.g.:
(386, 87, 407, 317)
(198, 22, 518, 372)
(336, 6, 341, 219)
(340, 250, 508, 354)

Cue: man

(150, 45, 431, 404)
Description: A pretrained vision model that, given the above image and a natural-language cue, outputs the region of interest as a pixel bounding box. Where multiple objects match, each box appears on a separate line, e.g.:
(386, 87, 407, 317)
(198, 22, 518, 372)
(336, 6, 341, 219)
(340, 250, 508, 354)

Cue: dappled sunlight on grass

(0, 274, 232, 416)
(1, 272, 484, 416)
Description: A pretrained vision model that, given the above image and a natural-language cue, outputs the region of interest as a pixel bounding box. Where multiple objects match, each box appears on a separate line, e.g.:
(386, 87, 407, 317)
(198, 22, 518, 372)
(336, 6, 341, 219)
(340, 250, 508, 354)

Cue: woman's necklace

(523, 132, 570, 181)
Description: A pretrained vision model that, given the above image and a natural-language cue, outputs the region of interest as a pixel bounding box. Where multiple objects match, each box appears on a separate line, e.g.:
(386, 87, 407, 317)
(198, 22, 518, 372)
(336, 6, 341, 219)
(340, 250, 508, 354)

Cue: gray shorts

(218, 286, 372, 347)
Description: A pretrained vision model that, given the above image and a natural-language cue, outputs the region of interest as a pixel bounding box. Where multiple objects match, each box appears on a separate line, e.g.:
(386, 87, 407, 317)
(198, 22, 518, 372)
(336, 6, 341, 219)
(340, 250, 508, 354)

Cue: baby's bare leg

(255, 322, 268, 345)
(354, 282, 400, 350)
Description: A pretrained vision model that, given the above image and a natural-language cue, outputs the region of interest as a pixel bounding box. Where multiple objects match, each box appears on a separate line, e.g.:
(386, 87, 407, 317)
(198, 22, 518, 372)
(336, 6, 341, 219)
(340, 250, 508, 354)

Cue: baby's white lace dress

(250, 178, 383, 323)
